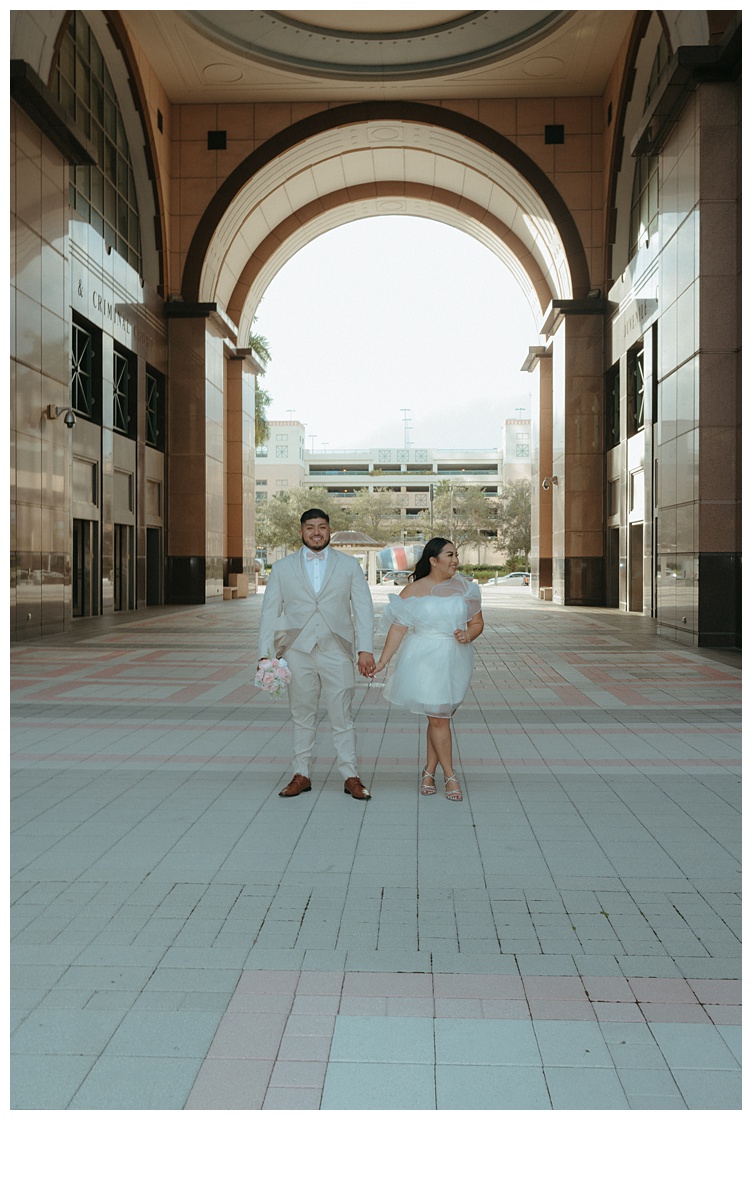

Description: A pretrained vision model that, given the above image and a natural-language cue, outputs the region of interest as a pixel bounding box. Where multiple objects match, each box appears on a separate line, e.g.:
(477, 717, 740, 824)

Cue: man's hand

(357, 652, 376, 677)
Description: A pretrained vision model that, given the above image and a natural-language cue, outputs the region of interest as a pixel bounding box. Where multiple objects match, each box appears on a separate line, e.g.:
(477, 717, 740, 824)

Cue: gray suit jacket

(257, 547, 375, 661)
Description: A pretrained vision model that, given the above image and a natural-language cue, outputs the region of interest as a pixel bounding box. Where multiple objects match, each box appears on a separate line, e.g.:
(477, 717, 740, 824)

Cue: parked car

(382, 570, 412, 585)
(483, 571, 530, 586)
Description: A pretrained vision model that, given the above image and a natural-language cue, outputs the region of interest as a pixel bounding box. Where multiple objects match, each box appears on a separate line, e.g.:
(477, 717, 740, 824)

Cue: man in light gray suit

(258, 508, 376, 799)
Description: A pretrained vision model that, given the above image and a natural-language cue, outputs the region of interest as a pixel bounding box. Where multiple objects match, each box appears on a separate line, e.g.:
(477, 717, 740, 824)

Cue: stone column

(165, 305, 233, 603)
(526, 346, 553, 593)
(546, 301, 606, 605)
(225, 353, 260, 585)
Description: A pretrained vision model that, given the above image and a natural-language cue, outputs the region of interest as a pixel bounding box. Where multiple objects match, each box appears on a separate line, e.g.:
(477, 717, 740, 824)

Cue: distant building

(254, 420, 306, 504)
(501, 419, 532, 485)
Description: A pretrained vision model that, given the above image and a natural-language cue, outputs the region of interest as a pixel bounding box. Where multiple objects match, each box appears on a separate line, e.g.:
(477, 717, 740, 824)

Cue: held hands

(357, 652, 376, 678)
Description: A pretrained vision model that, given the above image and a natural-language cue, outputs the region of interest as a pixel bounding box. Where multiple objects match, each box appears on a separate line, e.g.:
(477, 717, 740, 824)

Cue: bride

(371, 538, 483, 801)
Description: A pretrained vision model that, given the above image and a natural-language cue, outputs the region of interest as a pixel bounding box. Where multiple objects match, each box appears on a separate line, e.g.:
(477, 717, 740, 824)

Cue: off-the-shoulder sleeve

(465, 581, 482, 619)
(379, 594, 417, 633)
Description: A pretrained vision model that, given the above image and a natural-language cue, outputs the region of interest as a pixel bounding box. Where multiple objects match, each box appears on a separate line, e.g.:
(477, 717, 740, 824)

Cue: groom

(257, 508, 376, 800)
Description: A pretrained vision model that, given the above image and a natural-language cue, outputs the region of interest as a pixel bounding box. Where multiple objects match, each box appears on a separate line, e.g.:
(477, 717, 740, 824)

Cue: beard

(301, 530, 331, 551)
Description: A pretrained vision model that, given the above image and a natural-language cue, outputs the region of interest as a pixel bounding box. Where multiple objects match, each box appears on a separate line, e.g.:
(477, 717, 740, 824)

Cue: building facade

(11, 10, 741, 644)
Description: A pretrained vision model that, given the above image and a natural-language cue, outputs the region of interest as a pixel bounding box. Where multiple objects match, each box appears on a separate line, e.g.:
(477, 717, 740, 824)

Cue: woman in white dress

(372, 538, 483, 801)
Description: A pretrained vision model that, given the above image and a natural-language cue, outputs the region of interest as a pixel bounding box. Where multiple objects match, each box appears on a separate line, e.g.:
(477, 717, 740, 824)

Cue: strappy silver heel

(420, 768, 437, 795)
(445, 774, 463, 801)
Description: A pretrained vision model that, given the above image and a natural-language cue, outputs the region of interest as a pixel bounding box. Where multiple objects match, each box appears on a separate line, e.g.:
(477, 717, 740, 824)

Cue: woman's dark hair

(300, 508, 329, 524)
(412, 537, 453, 581)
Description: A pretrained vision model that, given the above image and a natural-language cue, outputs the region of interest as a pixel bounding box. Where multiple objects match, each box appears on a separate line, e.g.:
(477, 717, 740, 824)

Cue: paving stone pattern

(10, 588, 741, 1108)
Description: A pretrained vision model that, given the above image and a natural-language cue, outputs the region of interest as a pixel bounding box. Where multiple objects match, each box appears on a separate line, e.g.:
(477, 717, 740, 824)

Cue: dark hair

(300, 508, 329, 525)
(412, 537, 453, 581)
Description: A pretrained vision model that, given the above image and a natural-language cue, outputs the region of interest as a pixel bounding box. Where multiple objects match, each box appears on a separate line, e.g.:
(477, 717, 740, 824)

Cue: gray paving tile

(320, 1062, 436, 1109)
(436, 1064, 550, 1109)
(544, 1065, 629, 1109)
(329, 1015, 434, 1064)
(103, 1010, 222, 1058)
(532, 1020, 612, 1067)
(68, 1055, 202, 1109)
(434, 1018, 540, 1066)
(11, 1054, 97, 1109)
(648, 1023, 740, 1071)
(671, 1069, 742, 1109)
(11, 1010, 124, 1055)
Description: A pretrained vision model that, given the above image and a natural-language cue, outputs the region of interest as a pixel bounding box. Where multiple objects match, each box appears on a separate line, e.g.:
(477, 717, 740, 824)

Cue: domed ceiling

(183, 10, 571, 80)
(123, 9, 634, 102)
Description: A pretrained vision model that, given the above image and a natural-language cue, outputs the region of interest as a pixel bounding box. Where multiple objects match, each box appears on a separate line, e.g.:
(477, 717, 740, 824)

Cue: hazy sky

(254, 216, 540, 452)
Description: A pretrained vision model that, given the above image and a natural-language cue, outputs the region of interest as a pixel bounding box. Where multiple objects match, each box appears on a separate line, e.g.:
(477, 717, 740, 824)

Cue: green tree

(256, 486, 347, 552)
(419, 482, 497, 550)
(341, 489, 403, 543)
(247, 324, 273, 446)
(495, 479, 531, 560)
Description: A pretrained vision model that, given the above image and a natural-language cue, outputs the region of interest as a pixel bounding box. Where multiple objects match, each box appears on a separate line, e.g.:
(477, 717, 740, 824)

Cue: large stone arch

(180, 100, 592, 330)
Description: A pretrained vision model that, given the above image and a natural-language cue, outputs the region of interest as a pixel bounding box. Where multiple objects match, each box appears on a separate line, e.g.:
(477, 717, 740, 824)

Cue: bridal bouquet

(254, 657, 292, 697)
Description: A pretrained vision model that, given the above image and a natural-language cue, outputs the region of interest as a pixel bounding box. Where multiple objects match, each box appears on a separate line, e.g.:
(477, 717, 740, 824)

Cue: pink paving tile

(284, 1014, 336, 1038)
(226, 992, 296, 1015)
(433, 973, 525, 1000)
(269, 1058, 328, 1089)
(184, 1057, 273, 1110)
(522, 975, 587, 1000)
(591, 1002, 646, 1022)
(434, 998, 484, 1019)
(338, 996, 388, 1016)
(528, 999, 597, 1021)
(627, 977, 697, 1004)
(293, 971, 344, 995)
(207, 1012, 287, 1059)
(234, 970, 300, 995)
(703, 1005, 742, 1026)
(480, 1000, 531, 1020)
(639, 1003, 712, 1023)
(291, 993, 340, 1015)
(686, 979, 741, 1005)
(262, 1087, 321, 1110)
(582, 976, 635, 1002)
(276, 1034, 332, 1062)
(342, 972, 433, 998)
(385, 997, 434, 1018)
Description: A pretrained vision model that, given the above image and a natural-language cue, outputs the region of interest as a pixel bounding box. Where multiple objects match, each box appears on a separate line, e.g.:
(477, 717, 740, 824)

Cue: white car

(484, 572, 530, 586)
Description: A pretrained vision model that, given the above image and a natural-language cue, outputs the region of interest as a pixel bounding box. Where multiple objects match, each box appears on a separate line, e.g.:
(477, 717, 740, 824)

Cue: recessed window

(627, 344, 645, 435)
(54, 12, 142, 271)
(71, 316, 102, 422)
(113, 346, 137, 438)
(605, 364, 621, 449)
(145, 366, 165, 451)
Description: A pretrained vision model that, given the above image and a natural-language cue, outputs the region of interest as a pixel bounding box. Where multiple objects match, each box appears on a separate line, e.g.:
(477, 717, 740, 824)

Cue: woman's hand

(454, 628, 470, 644)
(371, 659, 387, 675)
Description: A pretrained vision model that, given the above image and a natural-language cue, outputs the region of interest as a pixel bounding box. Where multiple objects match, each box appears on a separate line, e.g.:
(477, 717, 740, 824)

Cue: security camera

(542, 477, 550, 491)
(63, 409, 77, 429)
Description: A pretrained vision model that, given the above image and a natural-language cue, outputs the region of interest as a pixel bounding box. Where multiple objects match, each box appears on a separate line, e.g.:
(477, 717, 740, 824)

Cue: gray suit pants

(285, 644, 358, 779)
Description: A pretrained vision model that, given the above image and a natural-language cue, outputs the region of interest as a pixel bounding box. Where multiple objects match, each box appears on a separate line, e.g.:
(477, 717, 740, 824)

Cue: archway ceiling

(200, 121, 570, 332)
(123, 9, 633, 101)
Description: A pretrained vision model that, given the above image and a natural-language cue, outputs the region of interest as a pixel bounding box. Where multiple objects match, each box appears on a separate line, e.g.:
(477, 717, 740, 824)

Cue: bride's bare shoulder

(399, 581, 427, 598)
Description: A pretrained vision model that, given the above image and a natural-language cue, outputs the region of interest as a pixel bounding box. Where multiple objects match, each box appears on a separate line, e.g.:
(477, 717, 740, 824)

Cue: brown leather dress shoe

(343, 776, 372, 800)
(279, 773, 311, 797)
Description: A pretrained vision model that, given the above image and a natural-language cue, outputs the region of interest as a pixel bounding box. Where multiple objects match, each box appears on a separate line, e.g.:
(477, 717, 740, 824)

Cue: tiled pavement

(10, 586, 742, 1110)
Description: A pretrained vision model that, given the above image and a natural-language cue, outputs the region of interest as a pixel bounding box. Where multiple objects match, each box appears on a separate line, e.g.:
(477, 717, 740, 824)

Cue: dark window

(605, 365, 621, 449)
(113, 345, 137, 438)
(145, 366, 165, 451)
(544, 124, 565, 144)
(627, 343, 645, 435)
(629, 155, 659, 259)
(71, 315, 101, 422)
(54, 12, 142, 272)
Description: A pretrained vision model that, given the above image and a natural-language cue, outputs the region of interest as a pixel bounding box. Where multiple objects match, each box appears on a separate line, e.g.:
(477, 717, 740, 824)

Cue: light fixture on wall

(541, 476, 558, 491)
(46, 404, 77, 428)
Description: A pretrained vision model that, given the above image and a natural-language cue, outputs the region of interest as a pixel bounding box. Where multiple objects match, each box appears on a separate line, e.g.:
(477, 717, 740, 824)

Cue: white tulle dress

(381, 575, 482, 718)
